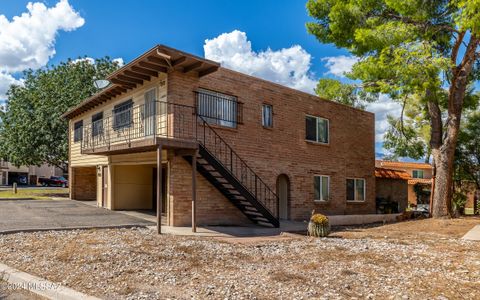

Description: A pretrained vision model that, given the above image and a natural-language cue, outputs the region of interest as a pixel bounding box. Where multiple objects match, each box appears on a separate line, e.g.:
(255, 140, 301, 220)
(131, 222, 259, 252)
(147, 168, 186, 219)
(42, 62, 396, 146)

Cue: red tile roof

(375, 167, 411, 180)
(376, 160, 432, 170)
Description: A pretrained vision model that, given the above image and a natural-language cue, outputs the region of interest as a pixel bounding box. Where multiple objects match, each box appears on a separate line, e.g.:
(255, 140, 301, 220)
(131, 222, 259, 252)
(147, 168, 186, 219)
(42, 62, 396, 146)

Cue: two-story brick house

(63, 45, 375, 229)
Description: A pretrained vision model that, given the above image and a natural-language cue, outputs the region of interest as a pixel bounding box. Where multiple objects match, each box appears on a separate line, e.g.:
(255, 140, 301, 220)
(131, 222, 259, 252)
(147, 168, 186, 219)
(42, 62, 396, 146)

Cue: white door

(144, 89, 156, 136)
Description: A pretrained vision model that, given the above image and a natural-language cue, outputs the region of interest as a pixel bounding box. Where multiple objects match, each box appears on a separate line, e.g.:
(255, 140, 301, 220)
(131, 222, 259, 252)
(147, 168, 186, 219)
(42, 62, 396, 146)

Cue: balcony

(79, 101, 199, 155)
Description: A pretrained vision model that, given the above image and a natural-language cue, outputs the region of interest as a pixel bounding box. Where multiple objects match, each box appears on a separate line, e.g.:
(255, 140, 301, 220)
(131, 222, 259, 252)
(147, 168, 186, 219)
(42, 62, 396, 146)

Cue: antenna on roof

(93, 77, 111, 89)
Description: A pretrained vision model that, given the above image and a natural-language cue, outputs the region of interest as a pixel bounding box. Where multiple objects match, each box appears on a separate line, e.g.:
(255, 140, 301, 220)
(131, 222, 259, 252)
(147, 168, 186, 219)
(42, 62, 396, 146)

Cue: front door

(277, 174, 289, 220)
(102, 166, 108, 208)
(144, 89, 156, 136)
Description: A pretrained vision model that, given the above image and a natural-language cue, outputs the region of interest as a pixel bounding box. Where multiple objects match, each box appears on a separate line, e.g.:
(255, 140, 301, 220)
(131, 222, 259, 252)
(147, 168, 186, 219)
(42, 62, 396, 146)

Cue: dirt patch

(0, 218, 478, 299)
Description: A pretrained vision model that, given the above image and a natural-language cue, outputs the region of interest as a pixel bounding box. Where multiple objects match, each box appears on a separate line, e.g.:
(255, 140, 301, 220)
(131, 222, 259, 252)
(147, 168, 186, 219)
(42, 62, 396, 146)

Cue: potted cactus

(308, 213, 330, 237)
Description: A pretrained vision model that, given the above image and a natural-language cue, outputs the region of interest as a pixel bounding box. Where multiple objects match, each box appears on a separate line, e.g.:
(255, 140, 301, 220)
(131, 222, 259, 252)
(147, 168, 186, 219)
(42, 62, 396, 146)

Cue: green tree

(0, 57, 119, 172)
(315, 78, 377, 109)
(307, 0, 480, 217)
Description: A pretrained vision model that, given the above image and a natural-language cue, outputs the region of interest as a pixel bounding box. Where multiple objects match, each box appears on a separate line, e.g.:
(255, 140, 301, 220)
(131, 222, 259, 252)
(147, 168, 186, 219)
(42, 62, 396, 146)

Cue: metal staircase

(185, 118, 279, 228)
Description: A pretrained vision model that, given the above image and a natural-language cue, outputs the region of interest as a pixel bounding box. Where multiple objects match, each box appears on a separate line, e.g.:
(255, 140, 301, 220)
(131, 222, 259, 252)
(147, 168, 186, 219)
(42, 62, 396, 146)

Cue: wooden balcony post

(157, 144, 163, 234)
(192, 149, 198, 232)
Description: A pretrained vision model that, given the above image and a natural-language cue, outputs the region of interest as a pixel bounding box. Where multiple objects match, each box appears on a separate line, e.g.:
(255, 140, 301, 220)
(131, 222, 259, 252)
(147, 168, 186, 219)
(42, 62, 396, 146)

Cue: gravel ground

(0, 219, 478, 299)
(0, 280, 45, 299)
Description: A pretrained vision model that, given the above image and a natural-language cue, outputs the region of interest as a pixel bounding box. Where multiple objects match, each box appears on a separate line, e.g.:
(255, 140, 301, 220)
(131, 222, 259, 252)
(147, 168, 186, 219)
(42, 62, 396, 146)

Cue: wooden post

(192, 150, 198, 232)
(157, 144, 163, 234)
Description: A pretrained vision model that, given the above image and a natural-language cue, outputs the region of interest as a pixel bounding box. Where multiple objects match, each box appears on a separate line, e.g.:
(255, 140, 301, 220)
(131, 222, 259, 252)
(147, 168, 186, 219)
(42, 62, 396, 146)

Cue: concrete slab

(0, 200, 154, 234)
(462, 225, 480, 241)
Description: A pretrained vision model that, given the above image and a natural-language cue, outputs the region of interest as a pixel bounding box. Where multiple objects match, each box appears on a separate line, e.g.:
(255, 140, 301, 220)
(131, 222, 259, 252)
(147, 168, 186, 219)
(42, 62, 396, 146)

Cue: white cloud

(71, 57, 95, 65)
(366, 94, 402, 142)
(323, 55, 358, 77)
(204, 30, 317, 94)
(0, 72, 24, 101)
(113, 58, 124, 67)
(0, 0, 85, 73)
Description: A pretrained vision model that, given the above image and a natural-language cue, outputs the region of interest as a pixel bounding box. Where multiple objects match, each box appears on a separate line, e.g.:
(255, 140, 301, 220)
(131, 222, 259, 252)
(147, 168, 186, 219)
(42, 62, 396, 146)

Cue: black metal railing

(80, 100, 278, 219)
(195, 116, 278, 218)
(81, 101, 196, 152)
(195, 91, 243, 127)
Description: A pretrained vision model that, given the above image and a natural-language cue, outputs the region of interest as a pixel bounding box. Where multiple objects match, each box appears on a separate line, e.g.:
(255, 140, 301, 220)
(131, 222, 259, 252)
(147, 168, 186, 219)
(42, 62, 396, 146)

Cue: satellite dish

(93, 79, 110, 89)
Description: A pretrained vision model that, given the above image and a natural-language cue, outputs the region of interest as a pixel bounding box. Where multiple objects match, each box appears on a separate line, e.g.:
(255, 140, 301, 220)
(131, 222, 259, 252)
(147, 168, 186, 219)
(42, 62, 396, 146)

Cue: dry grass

(0, 218, 478, 299)
(331, 216, 480, 240)
(0, 188, 69, 200)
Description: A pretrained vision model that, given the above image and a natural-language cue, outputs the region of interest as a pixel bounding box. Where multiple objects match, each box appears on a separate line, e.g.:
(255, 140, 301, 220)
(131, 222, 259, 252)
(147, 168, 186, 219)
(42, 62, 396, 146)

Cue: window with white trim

(346, 178, 365, 201)
(314, 175, 330, 201)
(412, 170, 424, 178)
(262, 104, 273, 128)
(306, 115, 329, 143)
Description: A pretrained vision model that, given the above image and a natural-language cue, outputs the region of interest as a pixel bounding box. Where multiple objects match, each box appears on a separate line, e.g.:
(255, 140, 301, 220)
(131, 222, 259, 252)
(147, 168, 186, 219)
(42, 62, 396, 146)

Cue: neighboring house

(0, 159, 66, 186)
(375, 160, 433, 208)
(375, 167, 410, 213)
(63, 45, 375, 228)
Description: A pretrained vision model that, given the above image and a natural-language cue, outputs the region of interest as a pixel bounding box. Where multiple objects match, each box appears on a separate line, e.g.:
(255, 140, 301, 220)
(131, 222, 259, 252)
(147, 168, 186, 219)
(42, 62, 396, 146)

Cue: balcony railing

(81, 101, 197, 152)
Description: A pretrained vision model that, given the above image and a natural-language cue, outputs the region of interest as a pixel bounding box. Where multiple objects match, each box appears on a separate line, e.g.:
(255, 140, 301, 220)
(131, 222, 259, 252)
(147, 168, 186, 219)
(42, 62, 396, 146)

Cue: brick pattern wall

(71, 167, 97, 201)
(169, 156, 250, 226)
(167, 68, 376, 221)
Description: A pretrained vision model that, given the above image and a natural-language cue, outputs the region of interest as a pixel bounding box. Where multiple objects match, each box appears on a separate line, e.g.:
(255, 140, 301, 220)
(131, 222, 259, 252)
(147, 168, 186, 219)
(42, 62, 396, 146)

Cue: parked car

(38, 176, 68, 187)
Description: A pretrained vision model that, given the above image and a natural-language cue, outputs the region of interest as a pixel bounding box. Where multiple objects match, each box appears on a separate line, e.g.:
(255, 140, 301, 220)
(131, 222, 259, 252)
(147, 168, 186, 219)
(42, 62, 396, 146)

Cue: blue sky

(1, 0, 344, 74)
(0, 0, 393, 154)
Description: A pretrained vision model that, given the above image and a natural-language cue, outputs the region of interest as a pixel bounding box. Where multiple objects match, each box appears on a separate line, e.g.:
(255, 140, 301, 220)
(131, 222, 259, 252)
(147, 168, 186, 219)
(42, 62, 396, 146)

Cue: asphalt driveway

(0, 200, 155, 234)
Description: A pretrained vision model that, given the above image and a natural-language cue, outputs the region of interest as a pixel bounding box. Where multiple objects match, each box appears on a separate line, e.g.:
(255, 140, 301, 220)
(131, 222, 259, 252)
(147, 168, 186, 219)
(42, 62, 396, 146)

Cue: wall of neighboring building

(168, 68, 376, 220)
(375, 178, 408, 212)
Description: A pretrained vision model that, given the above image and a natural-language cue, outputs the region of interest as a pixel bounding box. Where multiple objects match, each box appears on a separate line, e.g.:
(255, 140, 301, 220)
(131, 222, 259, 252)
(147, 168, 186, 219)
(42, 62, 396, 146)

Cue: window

(113, 99, 133, 130)
(196, 89, 238, 128)
(314, 175, 330, 201)
(262, 104, 273, 128)
(73, 120, 83, 142)
(412, 170, 424, 178)
(306, 115, 329, 144)
(346, 178, 365, 201)
(92, 112, 103, 137)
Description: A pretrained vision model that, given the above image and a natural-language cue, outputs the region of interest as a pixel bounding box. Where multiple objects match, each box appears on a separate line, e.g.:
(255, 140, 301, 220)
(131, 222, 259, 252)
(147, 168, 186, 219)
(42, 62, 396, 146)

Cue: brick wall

(71, 167, 96, 201)
(169, 156, 250, 226)
(167, 68, 376, 221)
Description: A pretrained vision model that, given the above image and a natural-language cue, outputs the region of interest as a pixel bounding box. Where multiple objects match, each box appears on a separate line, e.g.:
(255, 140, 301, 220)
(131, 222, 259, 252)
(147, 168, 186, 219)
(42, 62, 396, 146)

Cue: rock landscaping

(0, 218, 478, 299)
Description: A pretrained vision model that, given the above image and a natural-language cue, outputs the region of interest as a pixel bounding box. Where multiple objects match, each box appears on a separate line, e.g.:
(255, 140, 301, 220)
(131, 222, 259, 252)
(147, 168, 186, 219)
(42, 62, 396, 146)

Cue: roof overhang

(63, 44, 220, 119)
(375, 167, 411, 180)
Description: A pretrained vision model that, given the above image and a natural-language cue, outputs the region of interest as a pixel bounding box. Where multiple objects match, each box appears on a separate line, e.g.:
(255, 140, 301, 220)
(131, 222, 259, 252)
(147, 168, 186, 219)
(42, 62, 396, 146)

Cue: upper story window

(262, 104, 273, 128)
(306, 115, 329, 144)
(412, 170, 424, 178)
(73, 120, 83, 142)
(346, 178, 365, 202)
(196, 89, 240, 128)
(113, 99, 133, 130)
(92, 112, 104, 137)
(314, 175, 329, 201)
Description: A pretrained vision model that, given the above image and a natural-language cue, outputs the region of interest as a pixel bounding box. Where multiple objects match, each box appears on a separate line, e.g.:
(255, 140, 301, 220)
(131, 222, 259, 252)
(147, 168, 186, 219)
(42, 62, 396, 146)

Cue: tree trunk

(430, 36, 479, 218)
